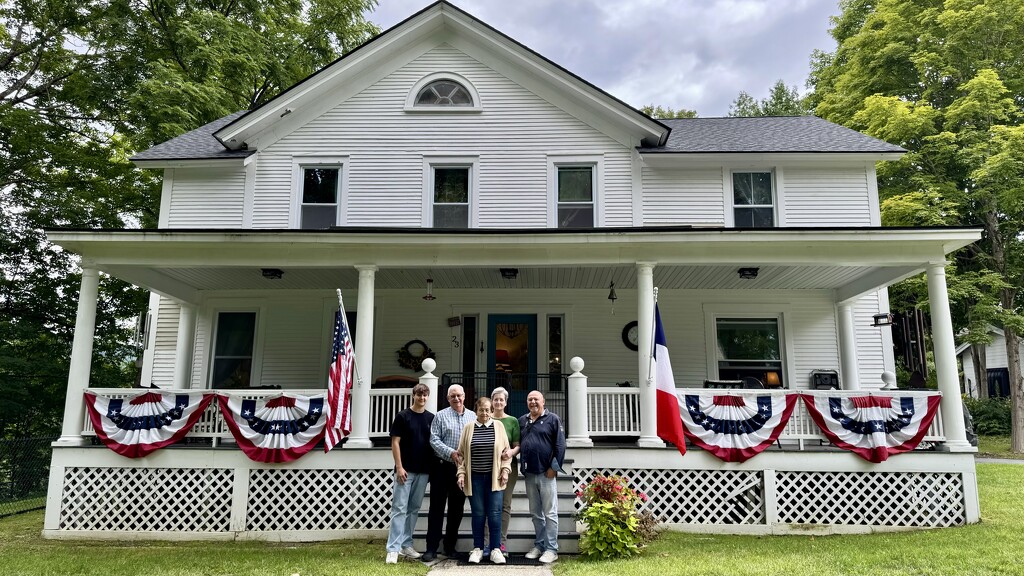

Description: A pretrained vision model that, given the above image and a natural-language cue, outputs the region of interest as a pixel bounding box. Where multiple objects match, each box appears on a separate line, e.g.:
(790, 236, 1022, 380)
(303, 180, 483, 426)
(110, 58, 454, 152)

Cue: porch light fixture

(872, 312, 894, 327)
(500, 267, 519, 280)
(737, 267, 759, 280)
(607, 281, 617, 303)
(422, 278, 436, 301)
(261, 268, 284, 280)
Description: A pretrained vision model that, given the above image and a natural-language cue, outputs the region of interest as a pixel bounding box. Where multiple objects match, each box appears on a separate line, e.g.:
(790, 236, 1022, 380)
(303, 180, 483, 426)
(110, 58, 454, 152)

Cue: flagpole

(647, 287, 659, 386)
(336, 289, 362, 386)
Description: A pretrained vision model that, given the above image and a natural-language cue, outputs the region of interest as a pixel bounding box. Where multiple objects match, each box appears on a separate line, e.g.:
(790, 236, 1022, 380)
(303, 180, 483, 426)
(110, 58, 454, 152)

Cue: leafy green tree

(809, 0, 1024, 450)
(0, 0, 379, 437)
(728, 79, 810, 117)
(639, 104, 697, 118)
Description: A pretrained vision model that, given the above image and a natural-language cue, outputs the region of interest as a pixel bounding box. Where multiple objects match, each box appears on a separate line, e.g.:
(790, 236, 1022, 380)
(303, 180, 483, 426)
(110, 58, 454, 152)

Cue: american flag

(324, 309, 354, 452)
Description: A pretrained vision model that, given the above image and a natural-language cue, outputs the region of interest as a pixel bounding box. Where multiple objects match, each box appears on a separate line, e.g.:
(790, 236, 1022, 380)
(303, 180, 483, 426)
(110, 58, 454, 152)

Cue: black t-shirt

(390, 408, 435, 474)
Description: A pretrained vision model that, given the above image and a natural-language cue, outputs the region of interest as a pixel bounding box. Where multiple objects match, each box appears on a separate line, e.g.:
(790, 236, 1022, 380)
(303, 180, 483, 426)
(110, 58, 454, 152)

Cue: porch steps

(412, 463, 579, 555)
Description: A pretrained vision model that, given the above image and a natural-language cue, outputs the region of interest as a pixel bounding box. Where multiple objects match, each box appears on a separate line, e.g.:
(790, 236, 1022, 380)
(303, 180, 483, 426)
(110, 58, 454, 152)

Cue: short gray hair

(491, 386, 508, 401)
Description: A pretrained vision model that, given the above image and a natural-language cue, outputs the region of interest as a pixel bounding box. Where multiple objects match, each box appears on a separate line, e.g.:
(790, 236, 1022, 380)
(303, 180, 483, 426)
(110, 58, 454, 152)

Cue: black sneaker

(421, 551, 437, 563)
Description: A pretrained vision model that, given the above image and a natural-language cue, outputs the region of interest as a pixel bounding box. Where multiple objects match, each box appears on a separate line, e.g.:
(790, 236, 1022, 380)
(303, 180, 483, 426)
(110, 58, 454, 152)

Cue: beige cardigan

(456, 419, 512, 496)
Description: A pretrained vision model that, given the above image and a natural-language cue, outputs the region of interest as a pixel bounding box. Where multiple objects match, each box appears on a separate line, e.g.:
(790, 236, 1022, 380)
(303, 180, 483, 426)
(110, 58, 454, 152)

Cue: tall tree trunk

(1007, 327, 1024, 453)
(971, 343, 988, 399)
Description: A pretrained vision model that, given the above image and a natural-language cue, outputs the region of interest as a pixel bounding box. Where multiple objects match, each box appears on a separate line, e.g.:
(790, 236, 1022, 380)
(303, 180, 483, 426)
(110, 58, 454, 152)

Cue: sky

(367, 0, 840, 117)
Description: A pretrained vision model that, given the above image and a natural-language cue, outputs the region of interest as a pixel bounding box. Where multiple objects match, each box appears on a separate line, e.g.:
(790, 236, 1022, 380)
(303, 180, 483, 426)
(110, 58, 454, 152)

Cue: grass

(1, 463, 1022, 576)
(977, 435, 1024, 460)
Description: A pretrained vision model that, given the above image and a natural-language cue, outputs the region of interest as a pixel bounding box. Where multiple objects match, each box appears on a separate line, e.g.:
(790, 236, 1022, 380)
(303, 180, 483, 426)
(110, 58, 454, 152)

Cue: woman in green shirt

(490, 386, 521, 552)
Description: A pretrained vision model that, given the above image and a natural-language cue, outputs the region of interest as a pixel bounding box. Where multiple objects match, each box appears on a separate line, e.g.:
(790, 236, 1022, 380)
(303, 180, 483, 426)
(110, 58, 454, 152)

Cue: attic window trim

(405, 71, 482, 113)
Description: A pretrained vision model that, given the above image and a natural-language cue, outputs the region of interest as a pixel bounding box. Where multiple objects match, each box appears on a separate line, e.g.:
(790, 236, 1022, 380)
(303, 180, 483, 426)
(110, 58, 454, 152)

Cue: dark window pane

(212, 358, 252, 389)
(548, 316, 562, 375)
(434, 204, 469, 228)
(215, 312, 256, 357)
(734, 207, 755, 228)
(434, 168, 469, 203)
(752, 172, 773, 205)
(716, 319, 780, 361)
(558, 167, 593, 201)
(302, 168, 338, 204)
(752, 207, 774, 228)
(301, 205, 336, 229)
(733, 173, 752, 205)
(557, 205, 594, 228)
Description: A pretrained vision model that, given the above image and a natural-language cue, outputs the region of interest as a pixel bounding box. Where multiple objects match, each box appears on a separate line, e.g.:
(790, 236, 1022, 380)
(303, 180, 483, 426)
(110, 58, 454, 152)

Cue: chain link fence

(1, 436, 58, 518)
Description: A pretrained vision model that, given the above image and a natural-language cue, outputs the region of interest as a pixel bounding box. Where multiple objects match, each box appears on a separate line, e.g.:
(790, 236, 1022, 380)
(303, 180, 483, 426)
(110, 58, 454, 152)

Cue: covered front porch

(43, 226, 982, 537)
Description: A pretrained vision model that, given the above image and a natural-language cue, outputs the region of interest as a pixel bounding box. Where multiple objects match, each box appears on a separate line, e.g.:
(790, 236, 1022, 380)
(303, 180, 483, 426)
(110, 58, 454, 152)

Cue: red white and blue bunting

(84, 390, 214, 458)
(217, 393, 328, 463)
(679, 392, 798, 463)
(801, 393, 941, 463)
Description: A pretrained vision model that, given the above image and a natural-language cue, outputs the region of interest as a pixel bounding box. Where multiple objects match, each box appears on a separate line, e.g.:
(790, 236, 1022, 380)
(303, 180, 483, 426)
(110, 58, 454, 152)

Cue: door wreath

(397, 339, 436, 371)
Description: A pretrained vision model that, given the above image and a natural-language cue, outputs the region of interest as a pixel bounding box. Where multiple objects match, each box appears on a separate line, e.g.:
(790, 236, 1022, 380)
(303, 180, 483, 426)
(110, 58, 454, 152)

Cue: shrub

(577, 474, 659, 559)
(964, 396, 1012, 436)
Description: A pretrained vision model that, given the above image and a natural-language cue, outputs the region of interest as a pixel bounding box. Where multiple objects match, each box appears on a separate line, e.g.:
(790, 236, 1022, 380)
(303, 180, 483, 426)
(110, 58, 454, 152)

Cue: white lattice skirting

(44, 447, 978, 539)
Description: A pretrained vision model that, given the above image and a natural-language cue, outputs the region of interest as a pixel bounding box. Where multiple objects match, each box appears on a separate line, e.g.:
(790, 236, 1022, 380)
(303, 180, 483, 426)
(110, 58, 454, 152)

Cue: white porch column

(636, 262, 662, 447)
(347, 265, 377, 449)
(926, 262, 972, 451)
(56, 267, 100, 446)
(566, 356, 593, 447)
(837, 303, 861, 390)
(420, 358, 438, 414)
(173, 303, 196, 389)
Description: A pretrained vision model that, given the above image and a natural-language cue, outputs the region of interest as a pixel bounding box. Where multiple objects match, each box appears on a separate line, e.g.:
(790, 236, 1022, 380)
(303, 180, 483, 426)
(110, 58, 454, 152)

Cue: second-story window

(300, 167, 340, 229)
(732, 171, 774, 228)
(432, 167, 470, 228)
(557, 166, 595, 228)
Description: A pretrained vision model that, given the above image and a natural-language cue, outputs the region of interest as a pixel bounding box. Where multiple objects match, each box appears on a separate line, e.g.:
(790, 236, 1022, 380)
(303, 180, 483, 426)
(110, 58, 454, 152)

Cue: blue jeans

(469, 473, 502, 552)
(386, 471, 429, 552)
(524, 472, 558, 552)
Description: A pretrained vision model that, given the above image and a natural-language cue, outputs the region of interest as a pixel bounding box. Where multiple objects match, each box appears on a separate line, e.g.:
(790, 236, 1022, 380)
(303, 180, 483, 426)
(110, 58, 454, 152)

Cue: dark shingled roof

(639, 116, 905, 154)
(131, 112, 903, 163)
(130, 111, 254, 162)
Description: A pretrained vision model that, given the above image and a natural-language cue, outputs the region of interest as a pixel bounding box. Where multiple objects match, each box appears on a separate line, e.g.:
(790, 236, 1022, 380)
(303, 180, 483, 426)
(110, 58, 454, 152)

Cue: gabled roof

(639, 116, 906, 154)
(130, 112, 253, 164)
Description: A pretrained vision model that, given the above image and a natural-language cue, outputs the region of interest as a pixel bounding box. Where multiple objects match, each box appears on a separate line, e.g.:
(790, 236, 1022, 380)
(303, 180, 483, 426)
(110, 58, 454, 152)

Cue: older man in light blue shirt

(423, 384, 476, 562)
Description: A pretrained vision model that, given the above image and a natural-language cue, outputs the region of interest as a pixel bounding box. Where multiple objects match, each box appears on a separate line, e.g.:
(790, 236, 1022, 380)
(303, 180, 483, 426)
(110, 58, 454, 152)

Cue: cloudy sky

(368, 0, 840, 117)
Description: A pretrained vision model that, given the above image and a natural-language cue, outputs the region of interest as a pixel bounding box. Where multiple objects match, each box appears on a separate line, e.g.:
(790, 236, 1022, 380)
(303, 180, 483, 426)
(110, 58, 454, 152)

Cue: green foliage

(639, 104, 697, 118)
(965, 397, 1013, 436)
(577, 474, 657, 559)
(728, 79, 810, 117)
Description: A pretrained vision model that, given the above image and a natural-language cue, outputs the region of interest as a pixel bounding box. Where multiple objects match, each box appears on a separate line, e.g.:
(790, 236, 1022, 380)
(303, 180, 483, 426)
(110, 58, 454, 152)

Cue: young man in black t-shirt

(385, 384, 434, 564)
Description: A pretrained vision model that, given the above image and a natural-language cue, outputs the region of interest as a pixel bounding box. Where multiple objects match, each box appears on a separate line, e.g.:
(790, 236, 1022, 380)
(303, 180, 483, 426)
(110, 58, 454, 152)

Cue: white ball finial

(881, 371, 896, 389)
(569, 356, 584, 373)
(421, 358, 436, 374)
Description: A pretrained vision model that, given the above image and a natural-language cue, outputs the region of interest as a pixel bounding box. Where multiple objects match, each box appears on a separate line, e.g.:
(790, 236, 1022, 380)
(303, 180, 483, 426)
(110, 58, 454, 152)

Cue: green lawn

(2, 463, 1021, 576)
(977, 435, 1024, 460)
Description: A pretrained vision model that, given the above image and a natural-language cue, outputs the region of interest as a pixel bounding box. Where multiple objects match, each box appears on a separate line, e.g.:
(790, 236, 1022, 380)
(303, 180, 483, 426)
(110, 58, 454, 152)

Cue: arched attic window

(405, 72, 481, 112)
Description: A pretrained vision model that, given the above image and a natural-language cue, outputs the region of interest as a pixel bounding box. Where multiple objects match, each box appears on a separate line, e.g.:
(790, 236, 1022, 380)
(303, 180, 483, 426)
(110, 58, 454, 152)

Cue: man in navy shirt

(385, 384, 434, 564)
(518, 390, 565, 564)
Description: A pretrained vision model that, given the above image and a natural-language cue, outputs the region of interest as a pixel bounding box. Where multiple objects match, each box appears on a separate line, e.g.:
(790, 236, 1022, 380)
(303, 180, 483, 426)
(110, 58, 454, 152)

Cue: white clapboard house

(44, 1, 980, 544)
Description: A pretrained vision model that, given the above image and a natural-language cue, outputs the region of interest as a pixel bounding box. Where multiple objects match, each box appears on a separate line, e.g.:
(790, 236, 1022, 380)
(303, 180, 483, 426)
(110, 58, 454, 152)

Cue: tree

(728, 79, 810, 117)
(0, 0, 379, 436)
(808, 0, 1024, 450)
(639, 104, 697, 118)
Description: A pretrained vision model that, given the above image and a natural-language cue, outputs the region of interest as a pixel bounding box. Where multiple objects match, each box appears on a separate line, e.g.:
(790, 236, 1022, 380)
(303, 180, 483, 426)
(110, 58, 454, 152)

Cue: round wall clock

(622, 320, 639, 351)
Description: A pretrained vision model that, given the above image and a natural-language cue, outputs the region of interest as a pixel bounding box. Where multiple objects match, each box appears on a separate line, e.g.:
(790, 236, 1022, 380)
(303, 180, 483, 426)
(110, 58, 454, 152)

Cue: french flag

(654, 304, 686, 456)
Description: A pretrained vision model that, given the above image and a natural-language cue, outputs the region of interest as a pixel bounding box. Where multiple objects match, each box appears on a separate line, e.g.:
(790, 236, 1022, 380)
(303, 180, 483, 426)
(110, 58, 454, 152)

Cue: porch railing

(79, 386, 945, 448)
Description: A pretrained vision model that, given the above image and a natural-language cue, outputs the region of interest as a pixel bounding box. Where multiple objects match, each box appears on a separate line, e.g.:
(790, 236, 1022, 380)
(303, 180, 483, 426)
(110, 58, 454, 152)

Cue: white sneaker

(385, 551, 398, 564)
(399, 546, 421, 559)
(490, 548, 506, 564)
(468, 548, 483, 564)
(525, 547, 543, 559)
(539, 550, 558, 563)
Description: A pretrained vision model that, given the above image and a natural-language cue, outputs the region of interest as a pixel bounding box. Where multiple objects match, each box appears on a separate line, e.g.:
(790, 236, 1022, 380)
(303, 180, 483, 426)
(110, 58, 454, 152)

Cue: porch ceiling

(47, 226, 981, 304)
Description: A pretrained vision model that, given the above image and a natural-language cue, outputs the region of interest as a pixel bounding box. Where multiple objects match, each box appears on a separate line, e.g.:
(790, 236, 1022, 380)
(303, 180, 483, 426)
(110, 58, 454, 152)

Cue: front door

(487, 314, 537, 417)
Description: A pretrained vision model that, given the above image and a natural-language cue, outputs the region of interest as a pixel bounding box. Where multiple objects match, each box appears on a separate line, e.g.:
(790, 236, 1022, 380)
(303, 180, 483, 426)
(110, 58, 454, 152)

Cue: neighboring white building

(957, 327, 1020, 398)
(44, 1, 980, 543)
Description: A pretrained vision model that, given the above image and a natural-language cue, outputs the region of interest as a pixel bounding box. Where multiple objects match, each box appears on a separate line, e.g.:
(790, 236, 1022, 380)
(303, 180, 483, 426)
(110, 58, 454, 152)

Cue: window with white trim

(416, 79, 474, 106)
(715, 317, 784, 387)
(210, 311, 257, 389)
(432, 166, 470, 228)
(299, 167, 340, 229)
(556, 165, 595, 228)
(732, 171, 775, 228)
